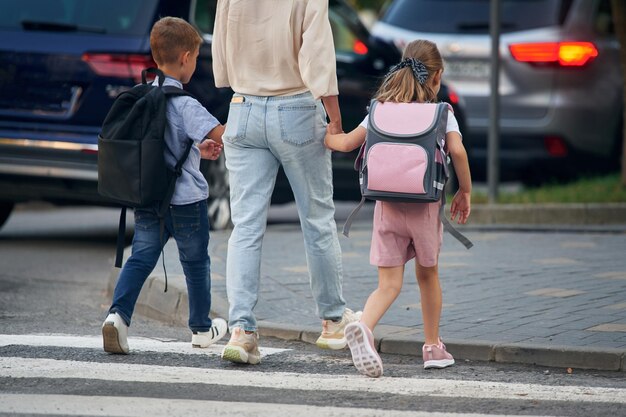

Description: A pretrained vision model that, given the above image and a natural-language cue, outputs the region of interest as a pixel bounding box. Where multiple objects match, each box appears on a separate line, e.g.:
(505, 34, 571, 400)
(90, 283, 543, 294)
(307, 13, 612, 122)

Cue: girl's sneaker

(345, 321, 383, 378)
(191, 318, 228, 348)
(422, 339, 455, 369)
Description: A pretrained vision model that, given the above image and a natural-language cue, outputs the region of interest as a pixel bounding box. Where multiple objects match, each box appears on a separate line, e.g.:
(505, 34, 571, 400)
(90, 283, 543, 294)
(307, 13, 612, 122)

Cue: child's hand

(199, 139, 223, 160)
(325, 125, 367, 152)
(450, 190, 471, 224)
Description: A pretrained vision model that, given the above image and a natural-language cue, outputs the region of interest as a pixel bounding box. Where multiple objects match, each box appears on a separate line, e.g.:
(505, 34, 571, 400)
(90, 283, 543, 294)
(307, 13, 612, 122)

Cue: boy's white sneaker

(191, 318, 228, 348)
(102, 312, 129, 354)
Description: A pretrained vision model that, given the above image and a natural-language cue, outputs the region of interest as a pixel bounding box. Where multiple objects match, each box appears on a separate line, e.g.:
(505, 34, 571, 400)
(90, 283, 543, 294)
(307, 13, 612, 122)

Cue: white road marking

(0, 334, 289, 357)
(2, 357, 624, 404)
(0, 394, 563, 417)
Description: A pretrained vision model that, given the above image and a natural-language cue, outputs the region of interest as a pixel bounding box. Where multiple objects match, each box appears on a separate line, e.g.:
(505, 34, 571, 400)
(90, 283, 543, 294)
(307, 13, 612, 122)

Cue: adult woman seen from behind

(212, 0, 360, 365)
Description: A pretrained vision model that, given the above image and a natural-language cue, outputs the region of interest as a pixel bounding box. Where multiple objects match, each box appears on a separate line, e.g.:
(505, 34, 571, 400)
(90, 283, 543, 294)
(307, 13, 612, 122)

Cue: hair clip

(386, 58, 429, 85)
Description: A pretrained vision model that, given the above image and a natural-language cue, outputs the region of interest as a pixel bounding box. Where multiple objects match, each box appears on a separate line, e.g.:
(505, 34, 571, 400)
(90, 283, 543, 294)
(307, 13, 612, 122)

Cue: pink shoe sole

(345, 322, 383, 378)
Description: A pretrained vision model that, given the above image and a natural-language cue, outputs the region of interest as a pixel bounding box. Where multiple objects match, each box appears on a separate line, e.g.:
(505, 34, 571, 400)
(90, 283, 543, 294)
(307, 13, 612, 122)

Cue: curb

(107, 267, 626, 372)
(468, 203, 626, 225)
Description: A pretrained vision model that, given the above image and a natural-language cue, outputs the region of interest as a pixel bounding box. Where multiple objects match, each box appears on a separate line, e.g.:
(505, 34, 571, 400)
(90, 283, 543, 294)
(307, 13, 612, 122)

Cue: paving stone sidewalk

(110, 211, 626, 372)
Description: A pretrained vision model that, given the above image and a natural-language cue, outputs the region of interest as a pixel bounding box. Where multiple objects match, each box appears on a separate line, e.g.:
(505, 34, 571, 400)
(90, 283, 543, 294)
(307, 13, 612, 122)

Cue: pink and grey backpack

(343, 100, 473, 249)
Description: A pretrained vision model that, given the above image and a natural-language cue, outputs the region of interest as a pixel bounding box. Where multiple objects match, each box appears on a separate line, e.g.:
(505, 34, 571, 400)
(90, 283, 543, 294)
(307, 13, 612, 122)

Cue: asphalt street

(1, 203, 625, 416)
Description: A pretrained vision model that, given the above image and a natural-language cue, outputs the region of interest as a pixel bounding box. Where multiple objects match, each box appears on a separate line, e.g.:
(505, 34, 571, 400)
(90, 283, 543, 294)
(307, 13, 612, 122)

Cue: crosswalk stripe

(0, 394, 561, 417)
(0, 334, 289, 357)
(2, 357, 624, 404)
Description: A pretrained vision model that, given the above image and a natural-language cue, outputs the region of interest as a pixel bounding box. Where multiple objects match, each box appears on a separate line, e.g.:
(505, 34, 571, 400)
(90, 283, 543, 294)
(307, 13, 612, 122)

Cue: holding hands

(199, 139, 223, 160)
(324, 125, 366, 153)
(200, 124, 226, 160)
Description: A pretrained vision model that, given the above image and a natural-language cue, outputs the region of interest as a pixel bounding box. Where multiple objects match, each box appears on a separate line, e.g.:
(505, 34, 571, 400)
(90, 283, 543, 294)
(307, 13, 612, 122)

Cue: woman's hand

(326, 120, 343, 135)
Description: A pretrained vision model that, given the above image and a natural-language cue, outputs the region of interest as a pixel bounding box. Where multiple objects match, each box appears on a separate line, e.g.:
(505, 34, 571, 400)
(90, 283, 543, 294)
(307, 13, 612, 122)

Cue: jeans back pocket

(223, 101, 252, 143)
(278, 104, 317, 146)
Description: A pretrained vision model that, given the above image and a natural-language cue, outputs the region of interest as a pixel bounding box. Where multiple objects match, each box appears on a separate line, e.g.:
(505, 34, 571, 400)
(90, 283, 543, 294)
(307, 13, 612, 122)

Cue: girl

(325, 39, 472, 377)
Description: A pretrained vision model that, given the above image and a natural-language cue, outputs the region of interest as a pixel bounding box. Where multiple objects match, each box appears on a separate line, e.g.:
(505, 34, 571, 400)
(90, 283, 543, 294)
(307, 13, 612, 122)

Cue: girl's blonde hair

(375, 39, 443, 103)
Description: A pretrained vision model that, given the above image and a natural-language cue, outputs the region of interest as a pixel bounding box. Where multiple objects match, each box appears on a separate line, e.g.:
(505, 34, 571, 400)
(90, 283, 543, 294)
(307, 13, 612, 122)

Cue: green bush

(470, 174, 626, 204)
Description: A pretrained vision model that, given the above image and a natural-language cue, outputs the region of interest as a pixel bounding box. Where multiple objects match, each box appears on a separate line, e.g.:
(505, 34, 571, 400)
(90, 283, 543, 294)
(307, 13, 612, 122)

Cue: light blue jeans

(223, 92, 346, 331)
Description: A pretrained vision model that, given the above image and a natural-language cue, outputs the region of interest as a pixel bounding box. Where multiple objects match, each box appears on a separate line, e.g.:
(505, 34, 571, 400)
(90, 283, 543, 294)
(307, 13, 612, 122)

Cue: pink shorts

(370, 201, 443, 268)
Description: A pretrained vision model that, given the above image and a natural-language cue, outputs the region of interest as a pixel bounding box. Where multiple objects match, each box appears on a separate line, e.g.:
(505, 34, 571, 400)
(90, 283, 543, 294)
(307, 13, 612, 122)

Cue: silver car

(372, 0, 622, 182)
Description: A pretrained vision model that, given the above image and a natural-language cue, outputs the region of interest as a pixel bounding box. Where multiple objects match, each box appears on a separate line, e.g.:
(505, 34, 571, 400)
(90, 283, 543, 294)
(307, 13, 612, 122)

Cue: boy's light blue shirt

(153, 76, 220, 205)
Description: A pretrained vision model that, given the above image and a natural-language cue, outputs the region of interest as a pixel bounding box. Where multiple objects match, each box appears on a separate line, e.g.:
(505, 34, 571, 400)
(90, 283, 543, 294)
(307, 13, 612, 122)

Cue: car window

(193, 0, 217, 34)
(330, 8, 360, 54)
(0, 0, 158, 35)
(594, 0, 614, 36)
(381, 0, 573, 34)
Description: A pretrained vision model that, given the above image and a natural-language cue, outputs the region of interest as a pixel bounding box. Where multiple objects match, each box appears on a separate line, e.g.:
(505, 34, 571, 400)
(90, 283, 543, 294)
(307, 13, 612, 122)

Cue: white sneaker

(102, 312, 129, 354)
(191, 318, 228, 348)
(316, 308, 362, 350)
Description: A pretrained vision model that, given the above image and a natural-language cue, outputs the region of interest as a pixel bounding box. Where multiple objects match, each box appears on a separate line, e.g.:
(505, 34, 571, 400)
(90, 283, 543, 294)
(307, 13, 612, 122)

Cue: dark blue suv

(0, 0, 465, 230)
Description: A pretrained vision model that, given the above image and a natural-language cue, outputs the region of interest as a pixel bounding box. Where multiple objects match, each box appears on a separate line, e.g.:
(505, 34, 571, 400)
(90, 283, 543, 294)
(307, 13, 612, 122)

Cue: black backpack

(98, 68, 195, 276)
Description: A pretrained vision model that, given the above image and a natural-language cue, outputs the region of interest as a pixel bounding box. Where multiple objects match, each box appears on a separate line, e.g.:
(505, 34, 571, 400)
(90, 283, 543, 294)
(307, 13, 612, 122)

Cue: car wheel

(0, 202, 15, 230)
(201, 158, 232, 231)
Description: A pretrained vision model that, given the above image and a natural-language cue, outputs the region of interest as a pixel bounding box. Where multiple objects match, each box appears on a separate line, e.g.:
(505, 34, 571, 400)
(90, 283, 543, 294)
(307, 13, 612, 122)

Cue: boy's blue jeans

(223, 91, 346, 332)
(109, 200, 213, 332)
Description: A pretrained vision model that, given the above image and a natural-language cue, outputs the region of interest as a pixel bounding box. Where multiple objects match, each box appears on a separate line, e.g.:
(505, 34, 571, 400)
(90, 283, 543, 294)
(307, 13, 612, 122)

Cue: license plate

(445, 60, 490, 79)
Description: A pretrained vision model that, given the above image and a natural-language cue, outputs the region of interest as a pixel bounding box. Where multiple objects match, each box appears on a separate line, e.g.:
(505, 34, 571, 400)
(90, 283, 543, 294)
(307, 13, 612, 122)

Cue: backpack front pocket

(366, 143, 428, 194)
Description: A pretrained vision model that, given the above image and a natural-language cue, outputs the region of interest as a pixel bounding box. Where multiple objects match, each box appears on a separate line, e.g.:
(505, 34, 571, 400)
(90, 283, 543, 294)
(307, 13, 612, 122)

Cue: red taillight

(447, 86, 460, 105)
(544, 135, 568, 157)
(353, 40, 368, 55)
(82, 53, 156, 83)
(509, 42, 598, 67)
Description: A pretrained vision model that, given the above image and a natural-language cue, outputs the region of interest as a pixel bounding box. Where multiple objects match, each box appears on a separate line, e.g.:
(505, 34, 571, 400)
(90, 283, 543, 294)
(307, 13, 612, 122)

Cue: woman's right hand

(324, 127, 340, 150)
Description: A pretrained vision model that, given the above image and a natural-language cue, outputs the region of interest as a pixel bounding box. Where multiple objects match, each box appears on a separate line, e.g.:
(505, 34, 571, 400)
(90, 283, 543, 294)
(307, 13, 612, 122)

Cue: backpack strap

(142, 68, 165, 86)
(114, 207, 127, 268)
(157, 139, 194, 218)
(440, 191, 473, 249)
(342, 196, 366, 237)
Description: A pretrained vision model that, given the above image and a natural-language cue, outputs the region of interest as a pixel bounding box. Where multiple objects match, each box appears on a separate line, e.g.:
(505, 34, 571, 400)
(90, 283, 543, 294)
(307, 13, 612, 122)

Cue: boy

(102, 16, 227, 354)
